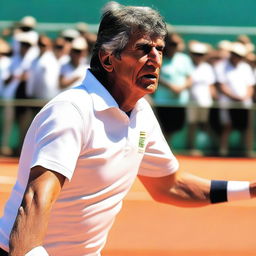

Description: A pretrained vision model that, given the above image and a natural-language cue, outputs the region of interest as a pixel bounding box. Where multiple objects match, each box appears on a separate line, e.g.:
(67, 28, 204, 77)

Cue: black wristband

(210, 180, 228, 203)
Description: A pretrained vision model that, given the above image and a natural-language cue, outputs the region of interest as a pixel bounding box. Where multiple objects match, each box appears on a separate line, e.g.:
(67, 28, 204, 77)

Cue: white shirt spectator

(0, 56, 11, 97)
(27, 51, 60, 99)
(215, 59, 255, 107)
(59, 60, 89, 91)
(190, 62, 216, 107)
(2, 47, 38, 99)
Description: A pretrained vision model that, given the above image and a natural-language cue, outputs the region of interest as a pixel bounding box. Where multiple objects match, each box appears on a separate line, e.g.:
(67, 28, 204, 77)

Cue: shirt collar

(81, 69, 119, 112)
(80, 69, 146, 114)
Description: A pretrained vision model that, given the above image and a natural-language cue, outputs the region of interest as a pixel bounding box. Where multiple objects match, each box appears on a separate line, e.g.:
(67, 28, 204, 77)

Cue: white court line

(0, 176, 16, 185)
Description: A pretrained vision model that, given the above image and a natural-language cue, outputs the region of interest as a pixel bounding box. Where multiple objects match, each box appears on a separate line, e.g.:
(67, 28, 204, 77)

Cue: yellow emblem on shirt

(138, 131, 146, 153)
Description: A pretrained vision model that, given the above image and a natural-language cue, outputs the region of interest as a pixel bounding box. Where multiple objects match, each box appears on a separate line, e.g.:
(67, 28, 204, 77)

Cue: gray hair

(90, 1, 167, 74)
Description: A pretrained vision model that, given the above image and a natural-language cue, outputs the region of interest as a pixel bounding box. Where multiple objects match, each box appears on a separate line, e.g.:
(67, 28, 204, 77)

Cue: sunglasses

(71, 49, 83, 54)
(38, 42, 47, 48)
(54, 44, 64, 50)
(168, 42, 178, 47)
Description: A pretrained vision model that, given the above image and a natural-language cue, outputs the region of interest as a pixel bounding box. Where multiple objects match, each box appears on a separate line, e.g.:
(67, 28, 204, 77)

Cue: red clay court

(1, 155, 256, 256)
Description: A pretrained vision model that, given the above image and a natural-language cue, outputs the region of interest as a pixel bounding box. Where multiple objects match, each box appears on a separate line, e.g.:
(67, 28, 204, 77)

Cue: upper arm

(138, 172, 176, 202)
(23, 166, 66, 211)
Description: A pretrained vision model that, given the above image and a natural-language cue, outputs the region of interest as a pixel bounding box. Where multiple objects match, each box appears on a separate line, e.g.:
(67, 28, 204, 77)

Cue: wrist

(210, 180, 251, 204)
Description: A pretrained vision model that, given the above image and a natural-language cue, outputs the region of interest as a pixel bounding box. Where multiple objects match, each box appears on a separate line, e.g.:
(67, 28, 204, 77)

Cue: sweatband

(210, 180, 228, 203)
(227, 181, 251, 201)
(25, 246, 49, 256)
(210, 180, 251, 204)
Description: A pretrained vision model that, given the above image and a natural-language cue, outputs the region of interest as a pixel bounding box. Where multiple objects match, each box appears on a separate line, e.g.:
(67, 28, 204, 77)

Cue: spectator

(27, 35, 60, 101)
(0, 39, 11, 97)
(60, 28, 80, 43)
(217, 40, 232, 61)
(1, 32, 38, 156)
(187, 41, 216, 155)
(12, 16, 39, 59)
(53, 37, 70, 66)
(215, 42, 255, 157)
(237, 34, 255, 54)
(75, 22, 97, 57)
(59, 37, 89, 91)
(59, 28, 80, 57)
(245, 52, 256, 103)
(153, 32, 193, 145)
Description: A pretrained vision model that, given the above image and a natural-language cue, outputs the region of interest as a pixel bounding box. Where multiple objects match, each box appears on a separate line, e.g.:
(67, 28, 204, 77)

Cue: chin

(145, 84, 157, 93)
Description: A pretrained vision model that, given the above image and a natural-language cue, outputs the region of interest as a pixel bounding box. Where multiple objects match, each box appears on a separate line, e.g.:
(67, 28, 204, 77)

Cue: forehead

(127, 33, 165, 48)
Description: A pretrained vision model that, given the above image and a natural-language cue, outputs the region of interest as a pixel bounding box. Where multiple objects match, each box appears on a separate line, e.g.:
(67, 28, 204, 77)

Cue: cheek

(116, 60, 140, 79)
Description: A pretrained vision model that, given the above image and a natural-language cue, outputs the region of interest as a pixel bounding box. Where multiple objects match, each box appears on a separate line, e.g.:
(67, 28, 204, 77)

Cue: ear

(98, 50, 113, 72)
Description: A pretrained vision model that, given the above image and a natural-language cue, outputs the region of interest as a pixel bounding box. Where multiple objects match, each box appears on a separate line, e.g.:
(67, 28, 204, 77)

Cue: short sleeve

(244, 63, 256, 86)
(138, 116, 179, 177)
(31, 101, 85, 180)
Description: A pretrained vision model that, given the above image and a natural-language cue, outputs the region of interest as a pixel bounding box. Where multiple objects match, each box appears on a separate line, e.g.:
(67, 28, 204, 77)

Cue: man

(153, 32, 194, 144)
(187, 41, 216, 155)
(59, 36, 89, 91)
(0, 2, 255, 256)
(215, 41, 255, 157)
(26, 35, 60, 100)
(1, 32, 38, 156)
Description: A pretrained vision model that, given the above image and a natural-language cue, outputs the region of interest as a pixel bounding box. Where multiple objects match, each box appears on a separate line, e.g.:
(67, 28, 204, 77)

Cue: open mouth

(142, 74, 157, 79)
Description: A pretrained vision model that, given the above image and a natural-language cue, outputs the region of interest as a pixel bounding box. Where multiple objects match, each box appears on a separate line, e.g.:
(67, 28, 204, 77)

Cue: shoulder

(200, 62, 214, 71)
(239, 61, 252, 70)
(43, 85, 92, 117)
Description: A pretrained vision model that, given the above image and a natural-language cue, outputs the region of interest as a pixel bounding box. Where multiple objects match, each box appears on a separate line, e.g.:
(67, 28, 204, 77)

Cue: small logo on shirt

(138, 131, 146, 153)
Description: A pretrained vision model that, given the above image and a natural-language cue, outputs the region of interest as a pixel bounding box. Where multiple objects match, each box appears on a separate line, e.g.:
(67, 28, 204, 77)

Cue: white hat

(245, 42, 255, 53)
(217, 40, 232, 51)
(189, 41, 208, 54)
(20, 16, 37, 28)
(76, 22, 88, 33)
(15, 31, 38, 45)
(230, 42, 247, 57)
(71, 37, 88, 50)
(61, 29, 80, 39)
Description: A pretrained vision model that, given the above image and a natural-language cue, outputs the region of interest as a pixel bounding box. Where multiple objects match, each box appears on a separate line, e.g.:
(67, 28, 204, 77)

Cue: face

(108, 34, 165, 98)
(230, 52, 243, 66)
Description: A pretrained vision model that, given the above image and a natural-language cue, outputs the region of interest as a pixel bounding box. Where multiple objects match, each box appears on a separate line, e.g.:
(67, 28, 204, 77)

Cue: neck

(106, 83, 140, 112)
(91, 69, 142, 112)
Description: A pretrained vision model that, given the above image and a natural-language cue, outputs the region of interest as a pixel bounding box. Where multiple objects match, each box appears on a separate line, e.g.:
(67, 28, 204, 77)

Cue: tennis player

(0, 2, 256, 256)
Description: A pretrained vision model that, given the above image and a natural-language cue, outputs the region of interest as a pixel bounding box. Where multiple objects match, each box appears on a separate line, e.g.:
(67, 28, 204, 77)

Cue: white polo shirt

(26, 51, 60, 99)
(0, 70, 179, 256)
(215, 59, 255, 107)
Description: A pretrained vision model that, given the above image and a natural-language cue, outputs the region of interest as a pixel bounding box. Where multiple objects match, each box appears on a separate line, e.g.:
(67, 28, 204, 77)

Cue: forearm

(139, 172, 255, 208)
(59, 76, 79, 89)
(9, 167, 65, 256)
(168, 173, 255, 206)
(166, 172, 211, 207)
(9, 188, 51, 256)
(220, 84, 243, 101)
(139, 172, 211, 208)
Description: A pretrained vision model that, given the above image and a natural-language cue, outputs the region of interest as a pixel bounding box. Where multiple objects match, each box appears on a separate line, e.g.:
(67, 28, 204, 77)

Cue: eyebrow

(135, 41, 165, 49)
(135, 42, 150, 48)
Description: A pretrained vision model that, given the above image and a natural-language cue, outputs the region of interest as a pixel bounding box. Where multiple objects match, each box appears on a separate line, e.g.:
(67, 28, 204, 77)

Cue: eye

(137, 44, 152, 55)
(156, 46, 164, 54)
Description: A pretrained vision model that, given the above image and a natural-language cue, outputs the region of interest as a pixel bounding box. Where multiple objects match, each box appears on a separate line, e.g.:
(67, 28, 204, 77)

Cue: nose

(148, 47, 162, 67)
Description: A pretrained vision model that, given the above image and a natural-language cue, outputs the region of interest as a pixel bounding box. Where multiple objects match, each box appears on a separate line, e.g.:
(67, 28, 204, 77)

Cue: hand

(249, 181, 256, 198)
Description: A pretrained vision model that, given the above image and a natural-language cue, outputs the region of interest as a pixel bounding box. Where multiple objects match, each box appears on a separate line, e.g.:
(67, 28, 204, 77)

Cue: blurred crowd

(0, 16, 97, 156)
(0, 16, 256, 157)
